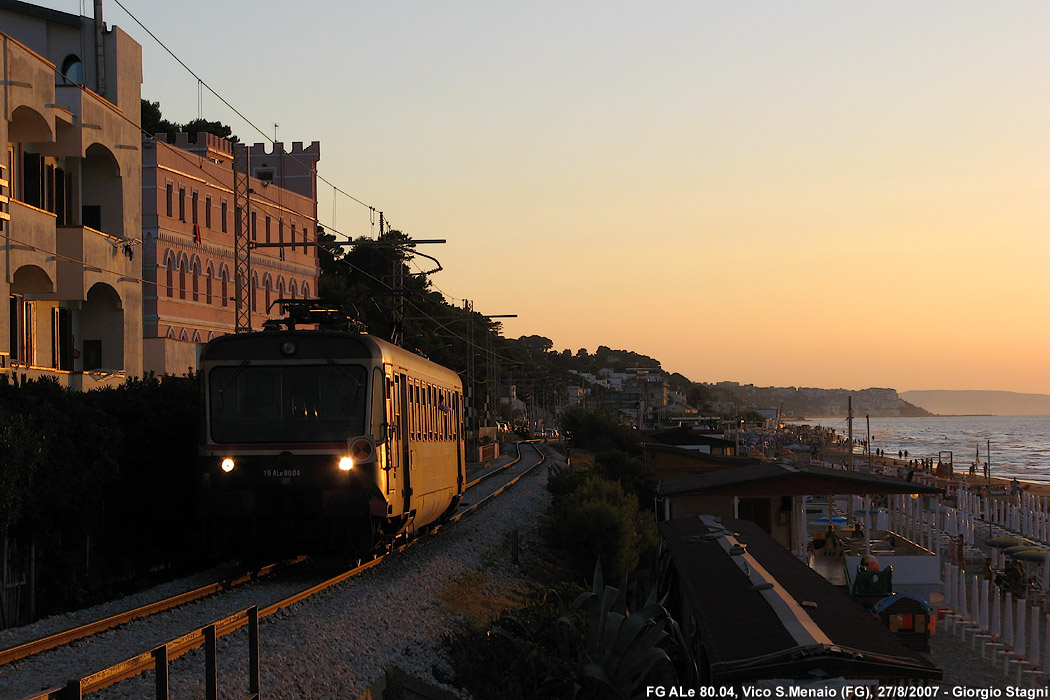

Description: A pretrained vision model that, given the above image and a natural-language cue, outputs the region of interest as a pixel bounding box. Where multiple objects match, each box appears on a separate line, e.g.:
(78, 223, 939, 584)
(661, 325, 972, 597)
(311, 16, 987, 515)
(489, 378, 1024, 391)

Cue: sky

(35, 1, 1050, 394)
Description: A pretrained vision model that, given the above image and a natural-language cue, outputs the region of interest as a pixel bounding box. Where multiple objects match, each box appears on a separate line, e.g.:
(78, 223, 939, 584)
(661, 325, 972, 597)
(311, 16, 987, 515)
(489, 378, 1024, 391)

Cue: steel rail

(18, 445, 548, 700)
(0, 556, 304, 667)
(465, 441, 523, 490)
(450, 442, 546, 523)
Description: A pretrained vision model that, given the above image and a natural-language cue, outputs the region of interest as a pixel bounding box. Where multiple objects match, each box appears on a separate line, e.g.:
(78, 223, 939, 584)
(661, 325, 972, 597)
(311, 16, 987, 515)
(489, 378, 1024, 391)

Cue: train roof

(200, 330, 462, 388)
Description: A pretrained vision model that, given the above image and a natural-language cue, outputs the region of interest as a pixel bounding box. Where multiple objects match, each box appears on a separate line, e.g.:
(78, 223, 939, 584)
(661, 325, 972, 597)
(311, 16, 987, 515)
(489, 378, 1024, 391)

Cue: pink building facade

(141, 133, 321, 375)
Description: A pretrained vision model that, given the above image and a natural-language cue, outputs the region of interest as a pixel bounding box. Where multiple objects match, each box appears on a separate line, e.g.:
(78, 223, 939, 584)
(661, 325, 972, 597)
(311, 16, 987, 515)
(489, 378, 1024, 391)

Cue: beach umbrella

(810, 516, 847, 525)
(980, 578, 989, 631)
(1029, 610, 1040, 666)
(1004, 592, 1015, 648)
(1043, 614, 1050, 673)
(1008, 547, 1047, 563)
(1016, 598, 1026, 658)
(987, 535, 1027, 549)
(991, 592, 1002, 638)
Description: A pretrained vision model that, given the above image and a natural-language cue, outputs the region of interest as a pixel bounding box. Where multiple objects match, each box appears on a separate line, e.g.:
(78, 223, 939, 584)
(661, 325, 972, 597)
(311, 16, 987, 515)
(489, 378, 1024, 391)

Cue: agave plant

(553, 561, 690, 700)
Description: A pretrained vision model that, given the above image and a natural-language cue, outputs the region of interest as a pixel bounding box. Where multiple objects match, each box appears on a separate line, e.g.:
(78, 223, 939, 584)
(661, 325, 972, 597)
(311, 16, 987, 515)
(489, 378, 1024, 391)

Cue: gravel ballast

(3, 447, 555, 700)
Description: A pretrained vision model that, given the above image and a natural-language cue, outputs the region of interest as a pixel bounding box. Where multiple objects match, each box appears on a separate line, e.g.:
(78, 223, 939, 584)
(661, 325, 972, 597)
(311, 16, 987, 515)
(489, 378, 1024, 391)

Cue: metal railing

(19, 606, 260, 700)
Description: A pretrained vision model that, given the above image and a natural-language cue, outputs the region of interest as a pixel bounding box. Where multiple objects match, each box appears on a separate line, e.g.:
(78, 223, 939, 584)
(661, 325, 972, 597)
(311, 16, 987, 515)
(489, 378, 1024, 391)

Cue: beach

(823, 446, 1050, 500)
(822, 445, 1050, 687)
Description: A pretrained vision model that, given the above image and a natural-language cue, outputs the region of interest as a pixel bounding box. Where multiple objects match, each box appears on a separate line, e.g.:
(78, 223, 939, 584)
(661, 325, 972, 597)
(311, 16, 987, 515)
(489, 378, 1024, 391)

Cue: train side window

(413, 381, 421, 441)
(455, 391, 461, 439)
(450, 391, 455, 440)
(437, 388, 444, 441)
(441, 389, 449, 440)
(413, 379, 422, 440)
(439, 389, 446, 440)
(408, 380, 415, 440)
(416, 381, 423, 441)
(427, 384, 434, 441)
(373, 369, 386, 440)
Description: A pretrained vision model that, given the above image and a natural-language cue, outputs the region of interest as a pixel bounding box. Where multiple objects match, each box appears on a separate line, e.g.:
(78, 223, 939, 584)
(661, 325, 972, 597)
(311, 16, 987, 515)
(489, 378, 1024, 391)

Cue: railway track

(3, 441, 547, 699)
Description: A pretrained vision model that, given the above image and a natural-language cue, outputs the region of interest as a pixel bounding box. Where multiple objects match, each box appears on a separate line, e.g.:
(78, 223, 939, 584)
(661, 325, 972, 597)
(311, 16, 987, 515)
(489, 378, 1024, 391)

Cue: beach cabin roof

(658, 462, 945, 498)
(658, 516, 942, 683)
(646, 427, 737, 448)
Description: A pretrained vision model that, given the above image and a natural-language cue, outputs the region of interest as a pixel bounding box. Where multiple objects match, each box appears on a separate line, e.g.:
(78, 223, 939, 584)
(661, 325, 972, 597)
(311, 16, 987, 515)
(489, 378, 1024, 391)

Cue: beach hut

(658, 516, 943, 684)
(873, 594, 933, 652)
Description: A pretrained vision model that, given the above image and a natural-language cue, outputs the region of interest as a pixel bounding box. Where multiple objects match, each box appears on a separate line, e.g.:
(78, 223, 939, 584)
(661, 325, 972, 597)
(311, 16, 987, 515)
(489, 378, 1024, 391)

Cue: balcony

(6, 200, 58, 283)
(56, 225, 137, 300)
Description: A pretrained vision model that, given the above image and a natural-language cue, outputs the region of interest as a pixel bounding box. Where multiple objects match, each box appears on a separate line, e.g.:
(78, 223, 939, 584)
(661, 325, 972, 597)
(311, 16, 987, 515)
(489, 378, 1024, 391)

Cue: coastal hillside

(900, 390, 1050, 416)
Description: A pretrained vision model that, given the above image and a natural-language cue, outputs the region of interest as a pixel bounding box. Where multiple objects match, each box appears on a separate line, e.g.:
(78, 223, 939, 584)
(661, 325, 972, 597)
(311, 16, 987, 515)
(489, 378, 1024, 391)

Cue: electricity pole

(233, 144, 252, 332)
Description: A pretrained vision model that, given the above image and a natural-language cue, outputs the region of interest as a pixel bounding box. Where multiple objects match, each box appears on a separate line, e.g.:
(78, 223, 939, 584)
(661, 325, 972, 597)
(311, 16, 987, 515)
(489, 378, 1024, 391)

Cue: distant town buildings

(1, 0, 322, 384)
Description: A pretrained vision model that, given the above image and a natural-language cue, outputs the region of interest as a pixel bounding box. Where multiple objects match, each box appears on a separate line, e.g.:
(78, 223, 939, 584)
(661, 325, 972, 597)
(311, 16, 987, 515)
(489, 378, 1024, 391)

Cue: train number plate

(263, 469, 301, 478)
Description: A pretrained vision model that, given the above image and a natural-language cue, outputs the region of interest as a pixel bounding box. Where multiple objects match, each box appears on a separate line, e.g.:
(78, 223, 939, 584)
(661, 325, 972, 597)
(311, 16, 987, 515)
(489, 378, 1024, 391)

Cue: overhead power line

(111, 0, 377, 215)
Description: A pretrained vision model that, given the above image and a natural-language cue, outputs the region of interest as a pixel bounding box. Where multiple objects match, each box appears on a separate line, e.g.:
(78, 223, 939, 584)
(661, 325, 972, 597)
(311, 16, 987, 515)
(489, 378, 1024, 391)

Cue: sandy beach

(823, 445, 1050, 499)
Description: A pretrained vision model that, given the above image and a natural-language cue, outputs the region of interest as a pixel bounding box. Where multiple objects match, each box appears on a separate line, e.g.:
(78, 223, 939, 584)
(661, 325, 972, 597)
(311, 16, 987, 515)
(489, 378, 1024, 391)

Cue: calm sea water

(794, 415, 1050, 484)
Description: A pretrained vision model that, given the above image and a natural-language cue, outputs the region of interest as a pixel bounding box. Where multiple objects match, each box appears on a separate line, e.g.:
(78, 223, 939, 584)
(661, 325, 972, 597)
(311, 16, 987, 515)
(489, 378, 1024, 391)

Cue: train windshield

(208, 363, 368, 443)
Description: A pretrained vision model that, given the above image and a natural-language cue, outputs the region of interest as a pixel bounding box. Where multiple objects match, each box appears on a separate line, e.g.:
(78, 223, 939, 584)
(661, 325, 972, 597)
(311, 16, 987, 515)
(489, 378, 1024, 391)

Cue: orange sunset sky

(35, 1, 1050, 393)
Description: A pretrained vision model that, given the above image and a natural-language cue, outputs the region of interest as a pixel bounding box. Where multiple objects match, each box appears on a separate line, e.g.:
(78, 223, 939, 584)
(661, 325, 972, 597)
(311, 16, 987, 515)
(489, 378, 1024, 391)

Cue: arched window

(191, 259, 201, 302)
(178, 258, 187, 300)
(205, 264, 214, 305)
(220, 268, 229, 307)
(251, 273, 258, 312)
(165, 257, 174, 297)
(289, 279, 299, 299)
(60, 55, 83, 84)
(264, 275, 272, 313)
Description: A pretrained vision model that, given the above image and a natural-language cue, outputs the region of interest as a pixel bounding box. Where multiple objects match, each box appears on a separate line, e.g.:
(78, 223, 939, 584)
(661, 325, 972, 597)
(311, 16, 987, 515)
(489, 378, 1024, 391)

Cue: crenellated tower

(248, 141, 321, 216)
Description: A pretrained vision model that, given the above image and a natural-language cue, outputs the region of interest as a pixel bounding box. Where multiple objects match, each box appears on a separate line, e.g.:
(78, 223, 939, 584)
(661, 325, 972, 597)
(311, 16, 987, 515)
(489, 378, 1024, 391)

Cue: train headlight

(349, 437, 375, 463)
(220, 457, 236, 473)
(338, 457, 354, 471)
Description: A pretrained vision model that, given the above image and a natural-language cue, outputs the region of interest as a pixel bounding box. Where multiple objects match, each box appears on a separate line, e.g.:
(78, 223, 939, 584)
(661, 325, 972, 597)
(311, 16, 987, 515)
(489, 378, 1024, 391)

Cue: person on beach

(1005, 559, 1026, 599)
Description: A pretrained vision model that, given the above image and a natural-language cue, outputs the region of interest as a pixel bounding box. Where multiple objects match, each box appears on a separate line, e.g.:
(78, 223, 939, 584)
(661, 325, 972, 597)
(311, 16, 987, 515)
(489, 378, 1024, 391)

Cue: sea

(792, 415, 1050, 485)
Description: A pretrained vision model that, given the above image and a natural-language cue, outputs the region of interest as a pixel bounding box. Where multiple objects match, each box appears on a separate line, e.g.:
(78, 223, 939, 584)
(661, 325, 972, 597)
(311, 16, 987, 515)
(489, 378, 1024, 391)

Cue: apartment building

(2, 0, 323, 381)
(1, 0, 144, 386)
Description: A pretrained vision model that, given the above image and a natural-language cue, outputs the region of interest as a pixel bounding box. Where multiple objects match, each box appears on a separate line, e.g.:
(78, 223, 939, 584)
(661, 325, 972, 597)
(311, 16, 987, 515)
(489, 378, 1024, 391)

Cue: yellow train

(197, 303, 465, 556)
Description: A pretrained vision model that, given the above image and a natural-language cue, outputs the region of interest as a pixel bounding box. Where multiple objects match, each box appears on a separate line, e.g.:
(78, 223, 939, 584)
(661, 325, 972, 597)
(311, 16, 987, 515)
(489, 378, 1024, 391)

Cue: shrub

(560, 408, 640, 454)
(545, 474, 658, 578)
(593, 449, 656, 508)
(441, 581, 586, 699)
(0, 373, 201, 620)
(442, 565, 687, 700)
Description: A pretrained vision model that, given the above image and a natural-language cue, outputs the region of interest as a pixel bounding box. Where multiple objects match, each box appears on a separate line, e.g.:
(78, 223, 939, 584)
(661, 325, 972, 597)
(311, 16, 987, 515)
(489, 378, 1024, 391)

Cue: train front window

(209, 364, 368, 443)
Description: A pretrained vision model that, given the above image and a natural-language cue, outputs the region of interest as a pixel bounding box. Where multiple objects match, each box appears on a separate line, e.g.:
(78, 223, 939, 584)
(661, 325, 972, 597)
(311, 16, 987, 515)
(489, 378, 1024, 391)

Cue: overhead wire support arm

(248, 239, 447, 248)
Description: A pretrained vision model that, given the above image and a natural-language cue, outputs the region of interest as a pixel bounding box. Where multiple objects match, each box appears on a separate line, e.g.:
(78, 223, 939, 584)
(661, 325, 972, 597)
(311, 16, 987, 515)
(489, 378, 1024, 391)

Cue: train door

(455, 390, 465, 493)
(388, 372, 412, 511)
(383, 371, 400, 497)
